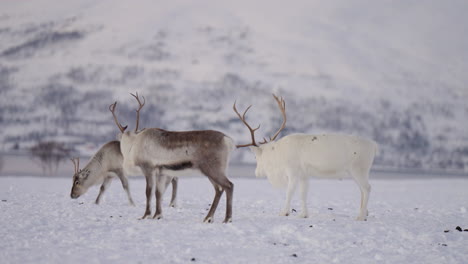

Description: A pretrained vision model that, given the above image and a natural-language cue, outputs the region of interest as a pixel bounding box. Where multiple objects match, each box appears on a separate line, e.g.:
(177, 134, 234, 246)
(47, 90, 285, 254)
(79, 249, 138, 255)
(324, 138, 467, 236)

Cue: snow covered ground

(1, 173, 467, 263)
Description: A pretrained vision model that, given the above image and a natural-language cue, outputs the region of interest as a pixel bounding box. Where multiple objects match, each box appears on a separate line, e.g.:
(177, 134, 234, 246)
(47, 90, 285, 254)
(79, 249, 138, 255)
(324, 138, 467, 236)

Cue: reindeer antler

(109, 102, 128, 133)
(268, 94, 286, 142)
(233, 101, 261, 148)
(130, 92, 145, 132)
(70, 157, 80, 174)
(233, 94, 287, 148)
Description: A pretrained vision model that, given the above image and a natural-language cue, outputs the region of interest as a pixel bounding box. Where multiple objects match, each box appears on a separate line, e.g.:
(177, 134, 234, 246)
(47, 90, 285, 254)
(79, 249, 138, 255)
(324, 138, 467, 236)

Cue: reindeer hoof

(223, 218, 232, 224)
(279, 210, 290, 217)
(153, 214, 163, 220)
(169, 202, 177, 208)
(355, 216, 367, 221)
(203, 217, 213, 223)
(298, 213, 308, 218)
(139, 211, 151, 220)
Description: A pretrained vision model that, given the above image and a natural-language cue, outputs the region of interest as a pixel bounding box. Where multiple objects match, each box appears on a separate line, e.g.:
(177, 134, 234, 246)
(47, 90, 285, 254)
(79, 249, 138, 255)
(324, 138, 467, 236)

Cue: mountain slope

(1, 0, 468, 170)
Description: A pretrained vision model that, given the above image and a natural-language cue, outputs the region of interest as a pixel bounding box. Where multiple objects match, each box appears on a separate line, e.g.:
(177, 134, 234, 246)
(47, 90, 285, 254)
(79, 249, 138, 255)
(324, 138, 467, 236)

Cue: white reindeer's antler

(233, 94, 286, 148)
(233, 101, 261, 148)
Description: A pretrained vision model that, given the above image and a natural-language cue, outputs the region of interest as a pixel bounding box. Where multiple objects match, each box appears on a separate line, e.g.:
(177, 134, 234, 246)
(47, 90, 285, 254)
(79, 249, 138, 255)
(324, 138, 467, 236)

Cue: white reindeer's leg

(298, 177, 309, 218)
(169, 177, 178, 208)
(363, 183, 371, 218)
(114, 169, 135, 206)
(280, 174, 297, 217)
(351, 168, 371, 221)
(95, 177, 112, 204)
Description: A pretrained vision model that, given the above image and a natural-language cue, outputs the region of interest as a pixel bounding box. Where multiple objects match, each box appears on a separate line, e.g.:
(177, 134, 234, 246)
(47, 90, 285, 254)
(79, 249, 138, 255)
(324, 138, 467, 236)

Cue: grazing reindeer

(70, 141, 135, 205)
(234, 94, 378, 221)
(69, 141, 179, 207)
(110, 93, 235, 223)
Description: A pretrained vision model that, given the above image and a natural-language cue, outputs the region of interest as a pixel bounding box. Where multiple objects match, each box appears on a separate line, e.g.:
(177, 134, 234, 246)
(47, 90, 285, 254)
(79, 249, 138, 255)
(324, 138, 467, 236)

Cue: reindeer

(234, 94, 378, 221)
(110, 93, 235, 223)
(70, 141, 179, 207)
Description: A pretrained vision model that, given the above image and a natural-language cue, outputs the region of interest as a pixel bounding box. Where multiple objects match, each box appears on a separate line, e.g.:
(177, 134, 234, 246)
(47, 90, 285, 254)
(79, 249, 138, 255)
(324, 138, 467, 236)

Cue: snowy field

(1, 172, 468, 263)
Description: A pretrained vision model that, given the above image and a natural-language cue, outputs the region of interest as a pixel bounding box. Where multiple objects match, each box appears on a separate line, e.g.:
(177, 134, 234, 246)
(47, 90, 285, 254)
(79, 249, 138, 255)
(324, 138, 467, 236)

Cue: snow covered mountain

(1, 0, 468, 171)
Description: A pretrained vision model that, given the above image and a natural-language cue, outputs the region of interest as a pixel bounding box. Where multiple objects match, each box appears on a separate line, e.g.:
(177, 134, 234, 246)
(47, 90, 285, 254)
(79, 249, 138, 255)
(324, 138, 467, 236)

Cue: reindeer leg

(211, 175, 234, 223)
(153, 173, 169, 219)
(203, 178, 224, 223)
(95, 176, 112, 205)
(160, 174, 176, 207)
(200, 164, 234, 223)
(169, 177, 178, 208)
(280, 173, 297, 216)
(114, 169, 135, 206)
(298, 176, 309, 218)
(222, 177, 234, 223)
(351, 168, 371, 221)
(140, 165, 154, 219)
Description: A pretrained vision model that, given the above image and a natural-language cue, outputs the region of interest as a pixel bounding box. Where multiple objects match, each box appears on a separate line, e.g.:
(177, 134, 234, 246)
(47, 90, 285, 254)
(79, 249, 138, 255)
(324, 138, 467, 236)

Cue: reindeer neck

(85, 151, 105, 174)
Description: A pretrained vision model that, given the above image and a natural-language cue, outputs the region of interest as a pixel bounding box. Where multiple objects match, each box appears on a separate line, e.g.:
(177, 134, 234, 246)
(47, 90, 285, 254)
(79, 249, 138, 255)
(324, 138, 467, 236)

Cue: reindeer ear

(78, 170, 90, 179)
(249, 146, 262, 156)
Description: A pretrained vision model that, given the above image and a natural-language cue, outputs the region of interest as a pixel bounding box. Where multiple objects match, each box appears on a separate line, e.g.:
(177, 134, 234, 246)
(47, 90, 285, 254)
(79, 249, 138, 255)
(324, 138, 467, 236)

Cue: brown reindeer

(110, 93, 235, 223)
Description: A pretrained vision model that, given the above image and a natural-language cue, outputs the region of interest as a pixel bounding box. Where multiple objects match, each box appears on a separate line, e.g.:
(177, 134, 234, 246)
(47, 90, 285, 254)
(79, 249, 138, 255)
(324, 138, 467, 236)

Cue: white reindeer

(234, 95, 378, 221)
(70, 141, 179, 207)
(110, 93, 235, 223)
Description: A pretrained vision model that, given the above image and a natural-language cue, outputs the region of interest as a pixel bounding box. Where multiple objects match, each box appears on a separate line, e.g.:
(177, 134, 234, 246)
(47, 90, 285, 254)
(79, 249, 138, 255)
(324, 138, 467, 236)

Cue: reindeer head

(109, 92, 146, 156)
(233, 94, 286, 178)
(70, 157, 91, 199)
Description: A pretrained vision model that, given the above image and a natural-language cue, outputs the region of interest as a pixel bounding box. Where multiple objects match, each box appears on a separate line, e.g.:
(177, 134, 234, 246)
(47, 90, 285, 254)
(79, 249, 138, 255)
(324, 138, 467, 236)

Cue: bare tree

(30, 141, 70, 176)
